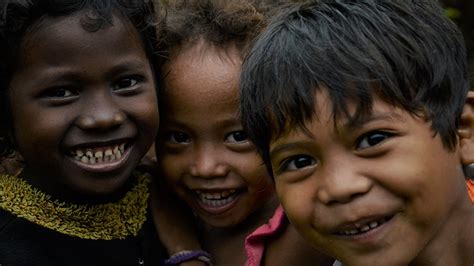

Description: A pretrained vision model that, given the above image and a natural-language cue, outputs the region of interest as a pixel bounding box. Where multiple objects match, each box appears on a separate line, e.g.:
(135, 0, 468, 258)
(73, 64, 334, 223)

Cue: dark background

(442, 0, 474, 82)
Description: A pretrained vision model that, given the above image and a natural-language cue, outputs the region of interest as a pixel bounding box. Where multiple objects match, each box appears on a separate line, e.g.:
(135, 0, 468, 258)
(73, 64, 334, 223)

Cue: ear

(458, 91, 474, 165)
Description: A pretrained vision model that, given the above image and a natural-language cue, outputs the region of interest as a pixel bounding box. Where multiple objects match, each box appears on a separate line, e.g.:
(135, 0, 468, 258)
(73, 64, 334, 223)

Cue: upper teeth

(339, 218, 387, 236)
(72, 143, 126, 164)
(195, 189, 237, 200)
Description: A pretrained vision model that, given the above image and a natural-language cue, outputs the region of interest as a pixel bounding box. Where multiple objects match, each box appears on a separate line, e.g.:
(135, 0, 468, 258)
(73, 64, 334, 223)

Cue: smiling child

(0, 0, 165, 264)
(240, 0, 474, 265)
(154, 0, 333, 265)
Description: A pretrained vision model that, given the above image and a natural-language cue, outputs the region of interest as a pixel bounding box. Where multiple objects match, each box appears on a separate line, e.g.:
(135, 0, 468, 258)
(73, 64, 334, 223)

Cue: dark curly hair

(158, 0, 300, 62)
(0, 0, 162, 158)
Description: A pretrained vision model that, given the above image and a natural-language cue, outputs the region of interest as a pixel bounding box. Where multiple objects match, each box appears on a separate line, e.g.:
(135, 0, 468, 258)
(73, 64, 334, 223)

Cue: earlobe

(458, 91, 474, 166)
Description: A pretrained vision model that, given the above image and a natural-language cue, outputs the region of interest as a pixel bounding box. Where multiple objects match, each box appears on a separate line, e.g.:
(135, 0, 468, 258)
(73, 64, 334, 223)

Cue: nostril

(75, 111, 125, 130)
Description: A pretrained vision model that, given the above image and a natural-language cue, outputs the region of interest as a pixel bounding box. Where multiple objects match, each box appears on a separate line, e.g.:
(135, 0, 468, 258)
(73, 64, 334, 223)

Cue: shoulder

(0, 208, 16, 231)
(264, 210, 334, 266)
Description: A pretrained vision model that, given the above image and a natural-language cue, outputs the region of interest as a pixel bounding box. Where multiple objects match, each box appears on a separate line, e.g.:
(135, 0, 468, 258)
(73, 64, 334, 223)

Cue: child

(239, 0, 474, 265)
(0, 0, 166, 264)
(154, 0, 334, 265)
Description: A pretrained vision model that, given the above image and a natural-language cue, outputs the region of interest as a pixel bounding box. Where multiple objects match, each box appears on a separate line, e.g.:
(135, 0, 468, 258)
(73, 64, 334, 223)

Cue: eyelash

(112, 75, 144, 92)
(166, 131, 191, 144)
(225, 130, 249, 143)
(356, 130, 394, 150)
(279, 155, 316, 173)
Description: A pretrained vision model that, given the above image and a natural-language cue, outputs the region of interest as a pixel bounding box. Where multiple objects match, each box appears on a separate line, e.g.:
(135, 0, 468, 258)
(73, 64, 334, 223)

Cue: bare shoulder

(263, 218, 334, 266)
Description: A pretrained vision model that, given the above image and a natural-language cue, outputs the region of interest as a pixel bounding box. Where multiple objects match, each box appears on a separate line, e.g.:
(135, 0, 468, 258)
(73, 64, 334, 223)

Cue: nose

(75, 93, 125, 130)
(189, 143, 230, 178)
(316, 159, 373, 205)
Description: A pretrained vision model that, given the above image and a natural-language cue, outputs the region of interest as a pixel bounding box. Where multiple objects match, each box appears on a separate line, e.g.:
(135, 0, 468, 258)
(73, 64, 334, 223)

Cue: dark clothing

(0, 208, 166, 266)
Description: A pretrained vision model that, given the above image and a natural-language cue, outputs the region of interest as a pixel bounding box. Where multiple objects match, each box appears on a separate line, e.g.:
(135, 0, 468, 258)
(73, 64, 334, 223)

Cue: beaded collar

(0, 173, 150, 240)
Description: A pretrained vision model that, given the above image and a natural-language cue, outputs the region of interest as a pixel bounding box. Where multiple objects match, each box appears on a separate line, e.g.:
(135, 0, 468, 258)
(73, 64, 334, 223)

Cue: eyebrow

(343, 112, 404, 130)
(270, 141, 312, 159)
(104, 59, 150, 78)
(35, 59, 150, 84)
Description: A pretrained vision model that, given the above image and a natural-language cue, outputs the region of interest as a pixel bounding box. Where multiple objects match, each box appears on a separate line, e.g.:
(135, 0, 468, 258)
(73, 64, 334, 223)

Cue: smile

(70, 142, 127, 165)
(195, 189, 239, 207)
(335, 216, 393, 236)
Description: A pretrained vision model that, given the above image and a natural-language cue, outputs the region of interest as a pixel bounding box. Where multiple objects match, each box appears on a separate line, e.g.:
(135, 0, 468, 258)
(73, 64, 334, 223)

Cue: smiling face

(157, 41, 275, 228)
(270, 89, 472, 264)
(8, 12, 159, 199)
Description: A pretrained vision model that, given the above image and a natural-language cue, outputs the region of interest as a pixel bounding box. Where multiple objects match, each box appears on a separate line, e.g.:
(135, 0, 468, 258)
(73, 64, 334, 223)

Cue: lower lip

(334, 215, 396, 246)
(67, 145, 132, 173)
(194, 191, 243, 215)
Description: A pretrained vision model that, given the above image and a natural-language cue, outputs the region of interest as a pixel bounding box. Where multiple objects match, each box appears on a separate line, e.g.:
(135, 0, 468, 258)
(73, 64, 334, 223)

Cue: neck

(199, 194, 279, 265)
(19, 166, 135, 204)
(411, 197, 474, 266)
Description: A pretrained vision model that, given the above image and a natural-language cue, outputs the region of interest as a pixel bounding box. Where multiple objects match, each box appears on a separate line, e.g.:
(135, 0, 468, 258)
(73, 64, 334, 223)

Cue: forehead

(18, 11, 145, 68)
(163, 41, 242, 112)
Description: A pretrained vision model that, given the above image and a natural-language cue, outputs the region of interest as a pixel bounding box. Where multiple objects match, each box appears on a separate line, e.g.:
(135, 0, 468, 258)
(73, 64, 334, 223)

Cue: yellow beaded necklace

(0, 173, 150, 240)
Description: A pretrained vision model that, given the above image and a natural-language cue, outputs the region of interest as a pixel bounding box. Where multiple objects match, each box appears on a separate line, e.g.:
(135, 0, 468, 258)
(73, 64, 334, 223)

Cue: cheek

(13, 108, 69, 149)
(276, 180, 314, 229)
(129, 92, 159, 135)
(158, 153, 186, 184)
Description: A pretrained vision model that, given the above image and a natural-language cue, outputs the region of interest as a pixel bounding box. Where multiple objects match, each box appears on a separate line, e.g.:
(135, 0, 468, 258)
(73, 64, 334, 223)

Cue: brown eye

(357, 131, 392, 150)
(225, 131, 248, 143)
(113, 76, 142, 91)
(281, 155, 316, 171)
(44, 88, 77, 98)
(168, 131, 190, 144)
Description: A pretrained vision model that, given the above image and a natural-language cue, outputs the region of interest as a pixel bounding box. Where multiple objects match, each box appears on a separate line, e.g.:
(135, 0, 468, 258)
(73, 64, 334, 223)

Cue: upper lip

(66, 137, 131, 150)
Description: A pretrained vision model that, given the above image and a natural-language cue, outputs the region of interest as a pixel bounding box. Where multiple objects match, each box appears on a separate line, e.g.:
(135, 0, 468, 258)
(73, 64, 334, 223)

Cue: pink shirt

(244, 205, 286, 266)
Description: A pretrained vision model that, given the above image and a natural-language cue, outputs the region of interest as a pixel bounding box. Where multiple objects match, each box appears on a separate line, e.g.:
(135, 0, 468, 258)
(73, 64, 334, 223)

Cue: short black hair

(240, 0, 469, 169)
(0, 0, 162, 157)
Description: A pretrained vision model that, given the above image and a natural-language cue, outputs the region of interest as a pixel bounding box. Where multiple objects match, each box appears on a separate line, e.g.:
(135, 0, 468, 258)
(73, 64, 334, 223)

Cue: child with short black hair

(0, 0, 166, 264)
(239, 0, 474, 265)
(153, 0, 333, 265)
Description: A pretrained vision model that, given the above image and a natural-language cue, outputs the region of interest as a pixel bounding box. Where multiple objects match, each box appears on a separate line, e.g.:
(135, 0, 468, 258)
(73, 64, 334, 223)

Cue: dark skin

(153, 41, 334, 266)
(8, 11, 159, 203)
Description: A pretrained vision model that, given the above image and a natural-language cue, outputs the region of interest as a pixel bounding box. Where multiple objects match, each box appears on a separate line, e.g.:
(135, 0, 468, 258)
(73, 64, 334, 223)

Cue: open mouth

(194, 189, 242, 209)
(69, 142, 129, 165)
(335, 215, 394, 236)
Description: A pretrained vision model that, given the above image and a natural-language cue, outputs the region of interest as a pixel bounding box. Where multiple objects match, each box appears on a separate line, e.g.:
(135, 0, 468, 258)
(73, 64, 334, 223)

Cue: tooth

(369, 221, 378, 228)
(81, 156, 88, 163)
(95, 151, 103, 158)
(105, 149, 113, 156)
(76, 150, 84, 157)
(116, 150, 122, 159)
(86, 151, 93, 158)
(110, 154, 116, 161)
(113, 146, 119, 153)
(349, 229, 358, 235)
(120, 143, 125, 152)
(90, 157, 96, 164)
(360, 225, 370, 232)
(221, 191, 229, 197)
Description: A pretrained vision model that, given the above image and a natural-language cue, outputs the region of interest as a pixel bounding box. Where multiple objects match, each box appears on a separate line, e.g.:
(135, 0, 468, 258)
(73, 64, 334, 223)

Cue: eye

(166, 131, 191, 144)
(280, 155, 316, 171)
(356, 131, 393, 150)
(225, 131, 248, 143)
(43, 88, 78, 98)
(112, 76, 142, 91)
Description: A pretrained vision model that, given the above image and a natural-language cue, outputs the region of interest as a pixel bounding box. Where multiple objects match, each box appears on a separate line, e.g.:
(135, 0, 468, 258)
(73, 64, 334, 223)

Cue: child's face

(269, 89, 469, 264)
(8, 12, 159, 196)
(157, 43, 275, 227)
